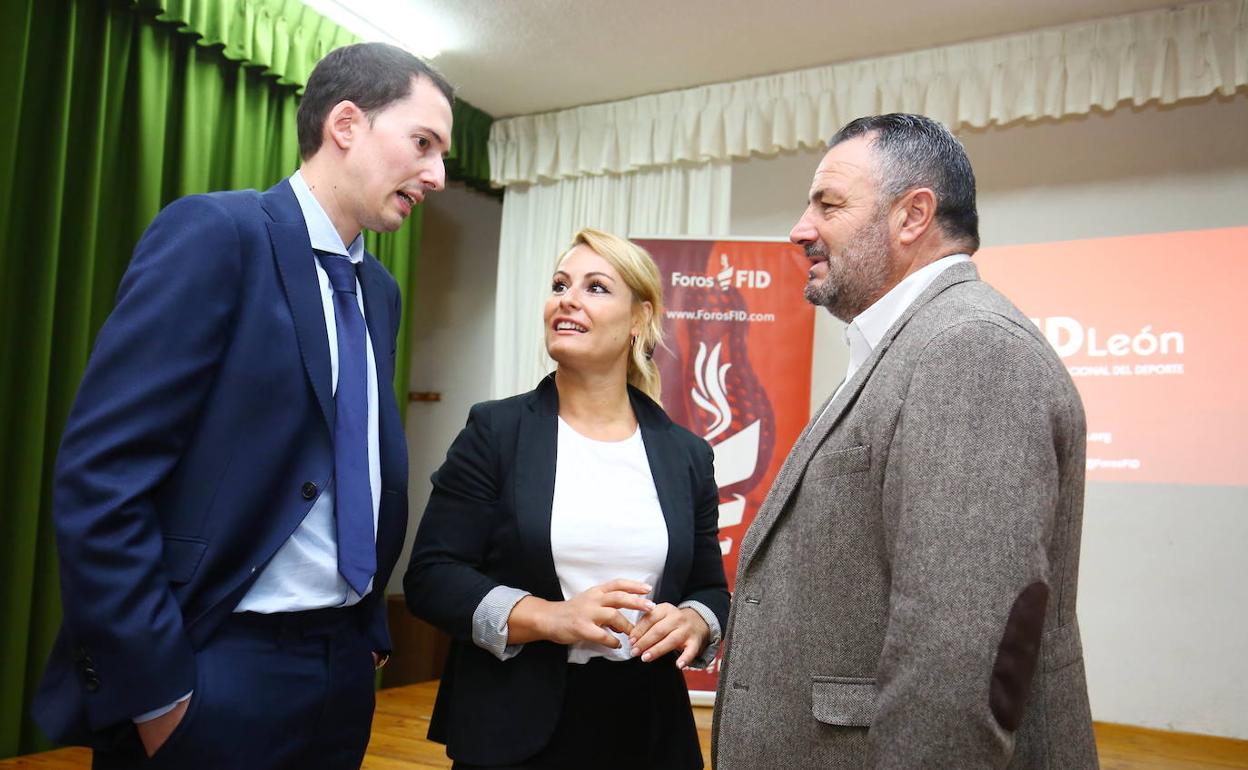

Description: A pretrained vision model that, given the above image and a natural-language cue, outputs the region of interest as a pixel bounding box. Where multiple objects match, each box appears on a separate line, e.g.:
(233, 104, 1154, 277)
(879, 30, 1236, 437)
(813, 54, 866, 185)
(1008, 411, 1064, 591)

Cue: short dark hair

(297, 42, 454, 160)
(829, 113, 980, 253)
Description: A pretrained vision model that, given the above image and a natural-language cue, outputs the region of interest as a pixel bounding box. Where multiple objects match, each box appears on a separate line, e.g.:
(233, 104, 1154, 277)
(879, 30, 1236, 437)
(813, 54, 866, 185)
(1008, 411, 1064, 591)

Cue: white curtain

(489, 0, 1248, 185)
(491, 162, 731, 398)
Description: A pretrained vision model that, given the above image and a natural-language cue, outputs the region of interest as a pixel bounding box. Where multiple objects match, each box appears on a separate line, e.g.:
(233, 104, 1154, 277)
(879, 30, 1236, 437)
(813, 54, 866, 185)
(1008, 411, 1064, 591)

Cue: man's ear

(325, 100, 364, 151)
(895, 187, 937, 246)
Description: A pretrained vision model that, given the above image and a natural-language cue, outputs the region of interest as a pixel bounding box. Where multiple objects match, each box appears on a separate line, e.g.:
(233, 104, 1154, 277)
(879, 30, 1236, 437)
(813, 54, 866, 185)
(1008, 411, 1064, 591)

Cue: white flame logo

(692, 342, 732, 441)
(716, 254, 733, 290)
(691, 341, 761, 555)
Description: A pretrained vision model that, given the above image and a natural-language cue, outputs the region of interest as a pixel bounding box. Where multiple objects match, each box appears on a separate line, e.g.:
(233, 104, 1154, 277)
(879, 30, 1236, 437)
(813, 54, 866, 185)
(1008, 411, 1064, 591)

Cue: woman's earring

(631, 334, 637, 348)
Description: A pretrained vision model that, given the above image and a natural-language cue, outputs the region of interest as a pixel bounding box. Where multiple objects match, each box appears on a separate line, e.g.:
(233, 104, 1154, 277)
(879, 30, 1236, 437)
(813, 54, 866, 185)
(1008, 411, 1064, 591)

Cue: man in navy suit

(33, 43, 453, 769)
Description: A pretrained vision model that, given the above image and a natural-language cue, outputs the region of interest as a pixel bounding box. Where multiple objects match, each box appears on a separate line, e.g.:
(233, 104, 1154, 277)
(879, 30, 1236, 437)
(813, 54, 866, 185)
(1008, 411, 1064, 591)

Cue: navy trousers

(92, 606, 376, 770)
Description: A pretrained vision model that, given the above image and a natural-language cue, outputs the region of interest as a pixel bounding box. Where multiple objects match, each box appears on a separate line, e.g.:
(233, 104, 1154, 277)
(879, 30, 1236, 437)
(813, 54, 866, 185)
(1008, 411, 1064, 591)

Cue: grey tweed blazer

(712, 262, 1098, 769)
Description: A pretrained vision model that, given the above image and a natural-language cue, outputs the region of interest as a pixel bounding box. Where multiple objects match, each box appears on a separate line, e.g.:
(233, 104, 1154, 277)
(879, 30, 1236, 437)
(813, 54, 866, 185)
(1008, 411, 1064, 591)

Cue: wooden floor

(4, 681, 1247, 768)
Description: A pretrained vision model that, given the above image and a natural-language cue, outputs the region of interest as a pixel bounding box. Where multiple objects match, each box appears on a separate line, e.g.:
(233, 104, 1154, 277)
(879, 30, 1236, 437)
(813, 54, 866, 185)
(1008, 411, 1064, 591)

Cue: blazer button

(301, 482, 318, 500)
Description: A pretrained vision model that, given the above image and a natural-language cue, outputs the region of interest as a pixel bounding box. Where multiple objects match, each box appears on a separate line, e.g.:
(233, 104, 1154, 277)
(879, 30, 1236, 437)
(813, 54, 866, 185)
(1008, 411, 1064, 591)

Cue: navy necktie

(319, 254, 375, 595)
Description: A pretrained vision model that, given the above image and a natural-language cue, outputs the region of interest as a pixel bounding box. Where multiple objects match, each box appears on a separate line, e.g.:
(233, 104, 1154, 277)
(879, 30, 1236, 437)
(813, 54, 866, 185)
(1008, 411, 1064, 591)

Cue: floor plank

(1094, 722, 1248, 770)
(4, 682, 1246, 769)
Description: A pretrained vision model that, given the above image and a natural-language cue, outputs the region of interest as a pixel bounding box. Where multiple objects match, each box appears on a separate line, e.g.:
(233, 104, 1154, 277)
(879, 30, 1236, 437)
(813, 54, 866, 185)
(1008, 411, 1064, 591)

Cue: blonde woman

(405, 228, 728, 769)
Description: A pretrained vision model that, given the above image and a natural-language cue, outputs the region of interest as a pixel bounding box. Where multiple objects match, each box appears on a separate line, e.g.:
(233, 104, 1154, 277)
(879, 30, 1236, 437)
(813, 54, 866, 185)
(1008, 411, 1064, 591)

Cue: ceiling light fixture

(299, 0, 450, 60)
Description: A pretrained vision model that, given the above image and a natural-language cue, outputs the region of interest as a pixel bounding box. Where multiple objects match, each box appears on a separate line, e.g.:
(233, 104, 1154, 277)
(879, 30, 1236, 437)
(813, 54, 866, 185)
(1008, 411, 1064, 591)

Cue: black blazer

(404, 375, 729, 765)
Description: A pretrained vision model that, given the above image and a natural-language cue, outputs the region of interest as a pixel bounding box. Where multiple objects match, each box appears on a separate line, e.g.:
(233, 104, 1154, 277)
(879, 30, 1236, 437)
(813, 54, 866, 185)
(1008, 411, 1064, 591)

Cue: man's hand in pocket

(136, 697, 190, 757)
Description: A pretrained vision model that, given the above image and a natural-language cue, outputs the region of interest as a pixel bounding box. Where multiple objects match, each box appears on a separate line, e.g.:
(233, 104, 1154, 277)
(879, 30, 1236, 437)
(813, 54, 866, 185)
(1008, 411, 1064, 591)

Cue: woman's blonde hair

(556, 228, 665, 402)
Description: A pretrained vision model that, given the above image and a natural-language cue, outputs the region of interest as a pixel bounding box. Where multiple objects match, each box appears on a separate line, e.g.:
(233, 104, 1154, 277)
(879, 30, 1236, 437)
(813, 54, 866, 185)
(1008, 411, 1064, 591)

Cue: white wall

(390, 182, 503, 595)
(727, 92, 1248, 738)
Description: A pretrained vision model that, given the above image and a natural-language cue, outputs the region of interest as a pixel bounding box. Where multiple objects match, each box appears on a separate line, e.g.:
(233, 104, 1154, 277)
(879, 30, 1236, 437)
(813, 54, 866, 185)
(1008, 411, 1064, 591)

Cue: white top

(549, 417, 668, 664)
(825, 254, 971, 410)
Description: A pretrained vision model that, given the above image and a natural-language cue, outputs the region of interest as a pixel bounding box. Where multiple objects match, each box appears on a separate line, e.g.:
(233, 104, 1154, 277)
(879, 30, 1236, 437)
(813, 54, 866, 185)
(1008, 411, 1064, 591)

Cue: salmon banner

(978, 226, 1248, 488)
(635, 237, 816, 700)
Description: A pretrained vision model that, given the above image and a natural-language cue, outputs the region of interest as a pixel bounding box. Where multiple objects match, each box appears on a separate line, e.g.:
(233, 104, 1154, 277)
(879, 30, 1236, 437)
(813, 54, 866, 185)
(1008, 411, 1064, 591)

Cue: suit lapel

(514, 379, 563, 600)
(737, 261, 982, 573)
(264, 180, 334, 430)
(357, 255, 407, 560)
(358, 255, 403, 482)
(635, 392, 688, 605)
(358, 256, 394, 391)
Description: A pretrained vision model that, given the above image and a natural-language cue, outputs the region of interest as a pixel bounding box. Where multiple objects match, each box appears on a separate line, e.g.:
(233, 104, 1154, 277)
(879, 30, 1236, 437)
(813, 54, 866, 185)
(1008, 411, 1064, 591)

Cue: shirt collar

(846, 253, 972, 359)
(289, 169, 365, 263)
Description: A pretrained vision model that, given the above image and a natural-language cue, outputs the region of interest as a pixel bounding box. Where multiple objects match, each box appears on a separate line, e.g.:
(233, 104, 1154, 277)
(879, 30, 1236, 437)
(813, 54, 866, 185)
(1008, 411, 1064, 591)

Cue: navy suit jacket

(34, 180, 409, 746)
(404, 376, 730, 766)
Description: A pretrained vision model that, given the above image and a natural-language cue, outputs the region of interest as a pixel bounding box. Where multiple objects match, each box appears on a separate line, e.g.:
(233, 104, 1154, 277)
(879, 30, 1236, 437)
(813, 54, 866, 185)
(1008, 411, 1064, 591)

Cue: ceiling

(317, 0, 1209, 118)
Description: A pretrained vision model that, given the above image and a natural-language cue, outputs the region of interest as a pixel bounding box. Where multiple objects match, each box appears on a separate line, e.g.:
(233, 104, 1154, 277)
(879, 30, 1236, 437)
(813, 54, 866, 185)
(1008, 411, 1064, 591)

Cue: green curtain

(119, 0, 497, 193)
(449, 99, 497, 196)
(0, 0, 503, 756)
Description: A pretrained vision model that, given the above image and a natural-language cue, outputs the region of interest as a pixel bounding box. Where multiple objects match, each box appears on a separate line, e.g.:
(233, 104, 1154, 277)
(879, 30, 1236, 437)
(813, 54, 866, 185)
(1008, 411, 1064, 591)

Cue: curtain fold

(491, 162, 731, 398)
(489, 0, 1248, 185)
(126, 0, 363, 88)
(0, 0, 431, 757)
(448, 99, 498, 196)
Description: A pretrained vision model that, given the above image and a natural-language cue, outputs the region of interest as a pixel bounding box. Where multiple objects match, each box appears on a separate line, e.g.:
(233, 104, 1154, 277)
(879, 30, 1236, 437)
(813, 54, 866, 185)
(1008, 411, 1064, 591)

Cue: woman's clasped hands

(508, 578, 709, 669)
(628, 598, 709, 670)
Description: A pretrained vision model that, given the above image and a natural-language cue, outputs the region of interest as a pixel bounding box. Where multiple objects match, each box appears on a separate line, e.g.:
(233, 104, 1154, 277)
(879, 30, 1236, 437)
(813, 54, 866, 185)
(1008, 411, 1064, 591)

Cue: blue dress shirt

(235, 169, 382, 612)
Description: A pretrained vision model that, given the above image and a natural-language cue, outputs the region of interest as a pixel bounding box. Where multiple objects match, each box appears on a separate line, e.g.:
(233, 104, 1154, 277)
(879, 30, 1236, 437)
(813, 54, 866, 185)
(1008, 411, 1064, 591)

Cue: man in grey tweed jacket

(712, 114, 1098, 769)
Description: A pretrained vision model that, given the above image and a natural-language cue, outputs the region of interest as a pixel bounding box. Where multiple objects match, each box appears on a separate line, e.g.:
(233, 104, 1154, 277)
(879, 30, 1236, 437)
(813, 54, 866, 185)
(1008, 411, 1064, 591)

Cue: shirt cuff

(678, 600, 722, 669)
(133, 691, 193, 723)
(472, 585, 531, 661)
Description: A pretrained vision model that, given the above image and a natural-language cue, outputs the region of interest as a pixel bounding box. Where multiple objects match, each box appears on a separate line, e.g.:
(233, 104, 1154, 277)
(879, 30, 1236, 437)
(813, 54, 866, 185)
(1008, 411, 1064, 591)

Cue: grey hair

(828, 113, 980, 252)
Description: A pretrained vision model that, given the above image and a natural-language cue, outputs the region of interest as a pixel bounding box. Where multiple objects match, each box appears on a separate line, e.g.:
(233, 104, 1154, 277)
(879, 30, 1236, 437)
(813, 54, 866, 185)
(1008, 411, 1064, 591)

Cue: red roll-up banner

(634, 237, 816, 701)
